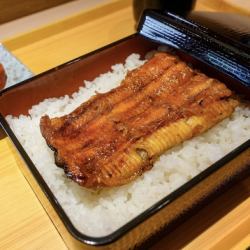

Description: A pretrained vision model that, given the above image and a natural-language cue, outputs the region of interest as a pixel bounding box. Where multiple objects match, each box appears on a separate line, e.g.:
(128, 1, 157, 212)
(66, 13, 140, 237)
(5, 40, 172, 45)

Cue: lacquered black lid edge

(137, 10, 250, 88)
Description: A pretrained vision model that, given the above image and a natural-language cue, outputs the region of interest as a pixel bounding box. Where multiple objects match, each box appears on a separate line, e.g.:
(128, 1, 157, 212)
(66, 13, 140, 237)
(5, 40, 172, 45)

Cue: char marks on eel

(40, 52, 238, 188)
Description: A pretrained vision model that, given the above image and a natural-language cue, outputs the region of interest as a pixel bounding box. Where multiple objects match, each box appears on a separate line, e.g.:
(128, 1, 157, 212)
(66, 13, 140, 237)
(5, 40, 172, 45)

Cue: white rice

(6, 53, 250, 237)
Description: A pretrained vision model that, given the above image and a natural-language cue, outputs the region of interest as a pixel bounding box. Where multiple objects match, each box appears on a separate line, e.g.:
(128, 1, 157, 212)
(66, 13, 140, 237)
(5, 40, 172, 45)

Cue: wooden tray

(0, 0, 249, 249)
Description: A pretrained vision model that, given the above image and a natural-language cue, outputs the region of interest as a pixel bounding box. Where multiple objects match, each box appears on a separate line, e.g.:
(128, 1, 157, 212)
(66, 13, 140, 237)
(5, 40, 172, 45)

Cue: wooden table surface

(0, 0, 249, 249)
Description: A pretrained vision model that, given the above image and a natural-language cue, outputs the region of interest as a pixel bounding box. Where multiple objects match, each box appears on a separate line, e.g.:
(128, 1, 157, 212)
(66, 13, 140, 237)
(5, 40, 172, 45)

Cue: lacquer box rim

(0, 11, 249, 248)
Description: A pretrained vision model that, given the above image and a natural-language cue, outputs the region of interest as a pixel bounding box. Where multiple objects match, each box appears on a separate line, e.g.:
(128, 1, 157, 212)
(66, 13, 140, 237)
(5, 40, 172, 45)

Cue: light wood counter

(1, 0, 249, 249)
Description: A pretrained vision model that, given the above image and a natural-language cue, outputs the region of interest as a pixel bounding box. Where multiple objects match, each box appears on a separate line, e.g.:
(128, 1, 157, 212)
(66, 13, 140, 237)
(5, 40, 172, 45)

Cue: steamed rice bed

(6, 53, 250, 237)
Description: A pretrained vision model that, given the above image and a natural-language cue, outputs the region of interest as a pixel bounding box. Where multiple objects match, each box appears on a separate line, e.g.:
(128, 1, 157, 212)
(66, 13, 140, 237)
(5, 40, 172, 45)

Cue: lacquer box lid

(137, 10, 250, 91)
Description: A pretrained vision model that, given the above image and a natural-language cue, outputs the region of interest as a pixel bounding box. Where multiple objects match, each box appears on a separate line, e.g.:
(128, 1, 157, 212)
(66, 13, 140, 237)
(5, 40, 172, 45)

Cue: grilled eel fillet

(40, 52, 238, 188)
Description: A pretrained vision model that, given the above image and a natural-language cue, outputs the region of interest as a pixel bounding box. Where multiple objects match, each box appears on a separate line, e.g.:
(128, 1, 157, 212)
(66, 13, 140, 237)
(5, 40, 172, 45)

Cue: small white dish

(0, 43, 33, 89)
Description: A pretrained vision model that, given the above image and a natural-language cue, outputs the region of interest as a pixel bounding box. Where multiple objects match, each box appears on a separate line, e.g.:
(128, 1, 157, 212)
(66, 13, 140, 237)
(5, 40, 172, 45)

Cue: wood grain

(0, 0, 74, 24)
(4, 0, 134, 74)
(0, 138, 67, 250)
(197, 0, 250, 15)
(1, 0, 250, 249)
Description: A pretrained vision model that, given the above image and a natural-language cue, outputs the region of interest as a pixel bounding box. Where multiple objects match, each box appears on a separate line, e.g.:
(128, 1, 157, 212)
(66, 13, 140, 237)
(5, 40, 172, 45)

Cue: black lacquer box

(0, 10, 249, 250)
